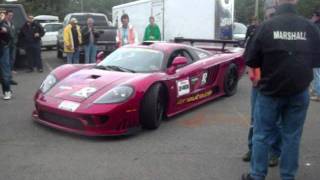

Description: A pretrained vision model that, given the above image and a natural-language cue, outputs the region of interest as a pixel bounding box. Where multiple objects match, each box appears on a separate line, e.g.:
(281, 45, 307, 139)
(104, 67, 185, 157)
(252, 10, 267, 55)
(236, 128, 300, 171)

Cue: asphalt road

(0, 50, 319, 180)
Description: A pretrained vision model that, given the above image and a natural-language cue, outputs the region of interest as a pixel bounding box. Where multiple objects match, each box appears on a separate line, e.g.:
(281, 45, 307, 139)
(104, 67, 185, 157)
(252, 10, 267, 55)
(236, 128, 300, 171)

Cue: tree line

(0, 0, 134, 19)
(236, 0, 320, 24)
(1, 0, 319, 24)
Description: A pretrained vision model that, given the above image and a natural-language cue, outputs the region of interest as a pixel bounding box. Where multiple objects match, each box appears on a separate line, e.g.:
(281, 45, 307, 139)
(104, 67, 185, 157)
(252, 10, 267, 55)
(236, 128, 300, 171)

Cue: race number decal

(177, 79, 190, 97)
(58, 101, 80, 112)
(201, 72, 208, 86)
(72, 87, 97, 98)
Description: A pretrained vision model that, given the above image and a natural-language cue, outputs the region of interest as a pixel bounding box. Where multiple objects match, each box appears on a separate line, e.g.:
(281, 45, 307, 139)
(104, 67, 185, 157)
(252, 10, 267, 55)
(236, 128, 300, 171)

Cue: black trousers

(26, 42, 42, 70)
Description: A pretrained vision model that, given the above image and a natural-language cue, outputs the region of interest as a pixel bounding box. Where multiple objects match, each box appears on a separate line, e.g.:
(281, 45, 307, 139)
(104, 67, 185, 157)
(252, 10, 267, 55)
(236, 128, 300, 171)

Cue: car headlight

(40, 74, 57, 93)
(94, 86, 134, 104)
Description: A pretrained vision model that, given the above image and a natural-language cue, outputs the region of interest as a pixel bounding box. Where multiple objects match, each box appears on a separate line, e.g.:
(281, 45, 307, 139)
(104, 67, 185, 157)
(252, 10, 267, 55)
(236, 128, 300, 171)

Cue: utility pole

(255, 0, 259, 18)
(80, 0, 83, 12)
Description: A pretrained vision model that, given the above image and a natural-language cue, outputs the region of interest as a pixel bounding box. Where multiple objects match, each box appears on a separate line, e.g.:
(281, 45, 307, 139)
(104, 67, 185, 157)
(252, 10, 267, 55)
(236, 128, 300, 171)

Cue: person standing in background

(3, 10, 18, 85)
(82, 17, 101, 64)
(310, 9, 320, 101)
(20, 15, 45, 73)
(242, 12, 281, 168)
(0, 16, 13, 100)
(244, 16, 259, 46)
(143, 16, 161, 41)
(116, 14, 138, 47)
(64, 18, 82, 64)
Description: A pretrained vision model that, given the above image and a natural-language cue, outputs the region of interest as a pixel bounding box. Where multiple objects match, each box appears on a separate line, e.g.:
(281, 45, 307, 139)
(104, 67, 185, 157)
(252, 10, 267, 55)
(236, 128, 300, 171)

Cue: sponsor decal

(190, 77, 199, 85)
(201, 72, 208, 86)
(58, 101, 80, 112)
(72, 87, 97, 98)
(273, 31, 307, 41)
(177, 90, 213, 105)
(177, 79, 190, 97)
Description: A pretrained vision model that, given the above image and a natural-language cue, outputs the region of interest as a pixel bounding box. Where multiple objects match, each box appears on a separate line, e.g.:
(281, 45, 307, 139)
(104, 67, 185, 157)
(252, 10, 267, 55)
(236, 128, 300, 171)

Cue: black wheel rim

(227, 68, 237, 92)
(156, 97, 164, 123)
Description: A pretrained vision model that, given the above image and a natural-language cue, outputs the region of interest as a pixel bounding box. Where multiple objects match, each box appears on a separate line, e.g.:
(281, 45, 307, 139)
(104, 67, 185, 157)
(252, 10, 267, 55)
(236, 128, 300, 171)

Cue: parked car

(41, 22, 63, 50)
(233, 22, 247, 41)
(34, 15, 59, 24)
(33, 39, 245, 136)
(57, 13, 117, 62)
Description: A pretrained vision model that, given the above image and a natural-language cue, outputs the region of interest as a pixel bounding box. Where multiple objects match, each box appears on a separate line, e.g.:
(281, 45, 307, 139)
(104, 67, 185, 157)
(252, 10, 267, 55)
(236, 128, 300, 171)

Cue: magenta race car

(33, 38, 245, 136)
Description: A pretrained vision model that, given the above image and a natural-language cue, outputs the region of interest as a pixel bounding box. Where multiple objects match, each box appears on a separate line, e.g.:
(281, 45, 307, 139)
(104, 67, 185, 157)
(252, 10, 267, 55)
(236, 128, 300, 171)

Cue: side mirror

(96, 51, 105, 64)
(167, 56, 188, 75)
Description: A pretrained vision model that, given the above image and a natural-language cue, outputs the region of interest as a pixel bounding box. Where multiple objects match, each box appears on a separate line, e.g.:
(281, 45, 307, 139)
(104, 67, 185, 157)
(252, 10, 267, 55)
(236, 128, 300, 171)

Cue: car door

(167, 49, 208, 110)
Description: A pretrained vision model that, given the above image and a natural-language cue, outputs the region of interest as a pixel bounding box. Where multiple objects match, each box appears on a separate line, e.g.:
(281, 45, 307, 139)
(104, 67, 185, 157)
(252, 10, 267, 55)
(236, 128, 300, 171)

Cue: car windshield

(98, 48, 164, 73)
(44, 24, 63, 32)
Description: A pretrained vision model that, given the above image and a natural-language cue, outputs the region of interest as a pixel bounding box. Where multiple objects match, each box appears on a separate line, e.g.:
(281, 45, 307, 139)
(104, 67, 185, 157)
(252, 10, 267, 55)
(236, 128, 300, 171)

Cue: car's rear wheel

(140, 83, 165, 130)
(223, 63, 238, 96)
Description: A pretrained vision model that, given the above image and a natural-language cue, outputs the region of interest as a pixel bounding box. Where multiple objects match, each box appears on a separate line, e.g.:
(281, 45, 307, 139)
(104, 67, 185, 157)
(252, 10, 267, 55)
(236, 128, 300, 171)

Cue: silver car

(41, 22, 63, 50)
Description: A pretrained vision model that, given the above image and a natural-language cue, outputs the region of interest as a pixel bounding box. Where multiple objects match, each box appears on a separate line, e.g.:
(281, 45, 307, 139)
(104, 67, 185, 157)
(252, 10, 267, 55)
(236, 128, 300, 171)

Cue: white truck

(112, 0, 234, 42)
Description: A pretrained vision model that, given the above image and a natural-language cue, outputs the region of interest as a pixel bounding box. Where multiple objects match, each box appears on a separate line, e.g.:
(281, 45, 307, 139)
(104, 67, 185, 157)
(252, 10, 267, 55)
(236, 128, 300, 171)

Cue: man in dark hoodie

(20, 15, 45, 73)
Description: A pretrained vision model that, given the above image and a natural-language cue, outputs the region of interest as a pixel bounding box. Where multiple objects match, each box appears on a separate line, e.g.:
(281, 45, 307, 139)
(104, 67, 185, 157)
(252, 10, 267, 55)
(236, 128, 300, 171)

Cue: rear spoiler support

(174, 37, 241, 51)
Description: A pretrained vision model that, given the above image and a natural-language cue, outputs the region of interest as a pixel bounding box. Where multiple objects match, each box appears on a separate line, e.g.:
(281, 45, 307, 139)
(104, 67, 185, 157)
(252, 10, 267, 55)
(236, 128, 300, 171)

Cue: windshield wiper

(105, 65, 136, 73)
(95, 65, 109, 70)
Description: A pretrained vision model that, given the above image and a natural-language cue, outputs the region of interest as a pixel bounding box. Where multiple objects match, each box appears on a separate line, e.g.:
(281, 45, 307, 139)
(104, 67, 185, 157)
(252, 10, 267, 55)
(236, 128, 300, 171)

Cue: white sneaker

(3, 91, 12, 100)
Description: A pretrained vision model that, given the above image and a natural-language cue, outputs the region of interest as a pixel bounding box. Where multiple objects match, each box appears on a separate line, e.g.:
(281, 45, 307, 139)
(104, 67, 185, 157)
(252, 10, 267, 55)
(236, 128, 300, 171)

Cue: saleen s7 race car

(33, 38, 245, 136)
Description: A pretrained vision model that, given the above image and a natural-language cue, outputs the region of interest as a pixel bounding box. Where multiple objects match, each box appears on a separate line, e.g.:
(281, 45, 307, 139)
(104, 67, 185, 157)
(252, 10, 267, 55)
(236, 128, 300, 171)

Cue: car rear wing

(174, 37, 241, 51)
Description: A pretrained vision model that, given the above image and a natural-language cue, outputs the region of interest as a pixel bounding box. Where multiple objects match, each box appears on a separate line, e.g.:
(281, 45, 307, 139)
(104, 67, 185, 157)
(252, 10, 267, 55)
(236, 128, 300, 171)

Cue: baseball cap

(70, 18, 78, 23)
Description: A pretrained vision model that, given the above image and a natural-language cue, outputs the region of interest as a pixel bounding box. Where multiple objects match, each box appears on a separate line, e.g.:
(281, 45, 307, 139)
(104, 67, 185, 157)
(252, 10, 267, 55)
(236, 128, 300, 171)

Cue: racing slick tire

(223, 63, 238, 96)
(140, 83, 165, 130)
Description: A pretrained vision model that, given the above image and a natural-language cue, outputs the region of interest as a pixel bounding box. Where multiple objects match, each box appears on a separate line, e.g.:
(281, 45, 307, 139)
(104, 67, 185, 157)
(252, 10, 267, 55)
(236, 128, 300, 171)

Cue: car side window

(167, 49, 194, 68)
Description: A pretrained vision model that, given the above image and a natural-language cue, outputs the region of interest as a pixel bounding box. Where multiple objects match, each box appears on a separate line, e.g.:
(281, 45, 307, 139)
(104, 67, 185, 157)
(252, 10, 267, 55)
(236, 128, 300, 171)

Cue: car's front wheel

(140, 83, 166, 130)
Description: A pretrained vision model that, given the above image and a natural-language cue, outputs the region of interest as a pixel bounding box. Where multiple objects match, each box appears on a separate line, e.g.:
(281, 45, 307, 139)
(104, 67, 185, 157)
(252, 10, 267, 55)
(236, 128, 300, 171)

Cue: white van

(34, 15, 59, 24)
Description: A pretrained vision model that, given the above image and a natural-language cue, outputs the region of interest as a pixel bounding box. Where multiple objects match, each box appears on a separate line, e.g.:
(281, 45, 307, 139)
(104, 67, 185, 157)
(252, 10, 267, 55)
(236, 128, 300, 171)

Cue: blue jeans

(9, 45, 16, 69)
(248, 87, 281, 158)
(66, 48, 80, 64)
(250, 90, 309, 180)
(0, 46, 11, 93)
(84, 43, 97, 64)
(312, 68, 320, 96)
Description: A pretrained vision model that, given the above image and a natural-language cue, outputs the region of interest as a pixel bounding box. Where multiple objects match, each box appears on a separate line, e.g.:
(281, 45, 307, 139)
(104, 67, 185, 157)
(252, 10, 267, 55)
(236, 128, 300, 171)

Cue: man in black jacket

(82, 17, 101, 64)
(241, 0, 320, 180)
(20, 15, 45, 73)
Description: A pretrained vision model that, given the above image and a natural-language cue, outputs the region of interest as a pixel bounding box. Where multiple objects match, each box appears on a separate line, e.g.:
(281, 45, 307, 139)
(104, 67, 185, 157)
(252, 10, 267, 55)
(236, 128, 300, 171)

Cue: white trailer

(112, 0, 234, 42)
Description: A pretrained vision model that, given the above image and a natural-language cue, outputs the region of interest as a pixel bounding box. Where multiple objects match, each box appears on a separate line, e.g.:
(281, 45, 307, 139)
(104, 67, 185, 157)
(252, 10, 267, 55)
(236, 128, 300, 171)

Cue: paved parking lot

(0, 50, 319, 180)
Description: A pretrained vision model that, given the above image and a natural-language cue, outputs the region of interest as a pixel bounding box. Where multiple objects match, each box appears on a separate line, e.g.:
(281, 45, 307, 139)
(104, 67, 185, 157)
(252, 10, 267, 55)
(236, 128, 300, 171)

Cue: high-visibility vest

(116, 26, 136, 47)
